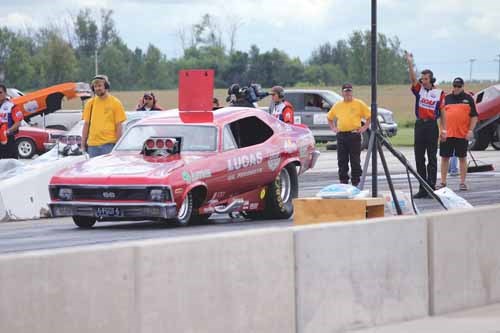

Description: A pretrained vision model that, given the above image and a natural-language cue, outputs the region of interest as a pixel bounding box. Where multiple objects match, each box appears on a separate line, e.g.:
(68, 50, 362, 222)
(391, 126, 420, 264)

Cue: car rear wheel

(72, 216, 96, 229)
(469, 127, 492, 151)
(16, 138, 36, 159)
(491, 123, 500, 150)
(263, 164, 298, 220)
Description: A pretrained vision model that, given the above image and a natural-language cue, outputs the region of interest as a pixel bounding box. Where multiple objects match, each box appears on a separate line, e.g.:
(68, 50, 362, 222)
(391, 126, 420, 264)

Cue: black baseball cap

(342, 83, 353, 91)
(452, 77, 464, 86)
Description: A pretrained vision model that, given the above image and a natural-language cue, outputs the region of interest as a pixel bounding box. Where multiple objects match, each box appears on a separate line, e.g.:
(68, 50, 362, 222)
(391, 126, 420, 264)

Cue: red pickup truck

(470, 84, 500, 150)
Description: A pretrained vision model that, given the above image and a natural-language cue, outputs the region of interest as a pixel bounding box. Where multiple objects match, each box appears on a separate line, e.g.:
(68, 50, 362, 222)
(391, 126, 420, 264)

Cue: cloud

(0, 12, 34, 29)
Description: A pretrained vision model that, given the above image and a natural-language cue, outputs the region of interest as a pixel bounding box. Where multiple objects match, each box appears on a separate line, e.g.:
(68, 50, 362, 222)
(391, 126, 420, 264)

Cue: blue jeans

(448, 155, 458, 174)
(87, 143, 115, 158)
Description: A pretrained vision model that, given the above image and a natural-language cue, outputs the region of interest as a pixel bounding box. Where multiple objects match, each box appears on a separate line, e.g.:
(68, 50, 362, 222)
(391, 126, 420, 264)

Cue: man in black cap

(327, 83, 371, 186)
(439, 77, 478, 191)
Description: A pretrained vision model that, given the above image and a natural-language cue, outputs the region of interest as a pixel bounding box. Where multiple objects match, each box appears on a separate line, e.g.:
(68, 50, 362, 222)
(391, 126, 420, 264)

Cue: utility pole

(94, 49, 99, 76)
(469, 58, 476, 82)
(495, 54, 500, 82)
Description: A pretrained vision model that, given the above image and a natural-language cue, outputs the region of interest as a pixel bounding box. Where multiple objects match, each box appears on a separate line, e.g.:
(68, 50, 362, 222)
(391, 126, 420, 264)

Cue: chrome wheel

(279, 167, 292, 203)
(17, 139, 35, 158)
(178, 195, 189, 220)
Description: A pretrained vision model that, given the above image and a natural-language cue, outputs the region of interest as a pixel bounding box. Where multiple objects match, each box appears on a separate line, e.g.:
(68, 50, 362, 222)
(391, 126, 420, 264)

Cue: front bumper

(380, 123, 398, 137)
(49, 201, 178, 220)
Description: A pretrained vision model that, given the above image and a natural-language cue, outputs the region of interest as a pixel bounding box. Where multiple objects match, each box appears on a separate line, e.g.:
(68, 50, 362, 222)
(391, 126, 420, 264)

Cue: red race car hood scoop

(63, 153, 186, 179)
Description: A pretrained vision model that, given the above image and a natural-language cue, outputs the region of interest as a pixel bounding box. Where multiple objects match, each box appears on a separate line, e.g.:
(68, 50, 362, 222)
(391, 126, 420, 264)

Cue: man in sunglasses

(439, 77, 478, 191)
(136, 92, 163, 111)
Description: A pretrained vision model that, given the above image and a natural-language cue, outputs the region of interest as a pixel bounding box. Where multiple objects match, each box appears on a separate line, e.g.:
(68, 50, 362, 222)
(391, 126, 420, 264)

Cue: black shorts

(440, 137, 468, 158)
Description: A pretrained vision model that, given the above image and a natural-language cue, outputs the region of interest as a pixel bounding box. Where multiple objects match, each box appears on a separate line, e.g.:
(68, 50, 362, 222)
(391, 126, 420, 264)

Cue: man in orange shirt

(439, 77, 478, 191)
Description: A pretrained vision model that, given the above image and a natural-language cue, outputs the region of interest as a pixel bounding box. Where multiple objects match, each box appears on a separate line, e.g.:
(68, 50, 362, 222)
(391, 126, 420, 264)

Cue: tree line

(0, 10, 409, 91)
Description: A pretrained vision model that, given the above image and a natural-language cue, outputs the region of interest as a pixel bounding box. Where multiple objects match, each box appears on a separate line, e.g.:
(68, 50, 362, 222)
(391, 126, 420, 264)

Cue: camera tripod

(358, 124, 448, 214)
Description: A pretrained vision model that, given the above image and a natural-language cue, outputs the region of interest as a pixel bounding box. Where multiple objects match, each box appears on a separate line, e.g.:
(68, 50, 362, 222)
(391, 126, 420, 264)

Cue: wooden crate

(293, 197, 385, 226)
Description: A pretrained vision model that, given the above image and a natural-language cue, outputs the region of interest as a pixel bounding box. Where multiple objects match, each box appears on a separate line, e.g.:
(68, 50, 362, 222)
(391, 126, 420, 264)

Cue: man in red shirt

(269, 86, 294, 124)
(439, 77, 478, 191)
(406, 52, 446, 198)
(0, 84, 23, 159)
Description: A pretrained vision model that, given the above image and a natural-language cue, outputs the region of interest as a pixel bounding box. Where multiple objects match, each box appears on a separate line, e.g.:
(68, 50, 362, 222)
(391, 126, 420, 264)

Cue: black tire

(73, 216, 96, 229)
(264, 164, 298, 219)
(469, 128, 491, 151)
(172, 192, 194, 226)
(16, 138, 36, 159)
(491, 124, 500, 150)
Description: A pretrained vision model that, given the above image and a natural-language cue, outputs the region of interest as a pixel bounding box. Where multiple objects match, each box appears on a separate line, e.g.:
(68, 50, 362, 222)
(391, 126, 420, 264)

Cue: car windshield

(322, 91, 343, 104)
(115, 124, 218, 152)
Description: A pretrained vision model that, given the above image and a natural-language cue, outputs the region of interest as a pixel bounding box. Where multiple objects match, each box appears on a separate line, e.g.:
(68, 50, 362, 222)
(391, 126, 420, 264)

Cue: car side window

(223, 125, 238, 151)
(229, 116, 273, 148)
(304, 93, 327, 112)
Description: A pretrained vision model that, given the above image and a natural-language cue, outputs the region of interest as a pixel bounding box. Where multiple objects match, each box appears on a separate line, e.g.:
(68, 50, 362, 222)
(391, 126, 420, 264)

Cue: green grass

(386, 127, 413, 146)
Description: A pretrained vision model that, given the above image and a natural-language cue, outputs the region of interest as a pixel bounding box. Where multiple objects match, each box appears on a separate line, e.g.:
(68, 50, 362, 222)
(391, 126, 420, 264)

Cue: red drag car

(49, 107, 320, 228)
(15, 122, 65, 159)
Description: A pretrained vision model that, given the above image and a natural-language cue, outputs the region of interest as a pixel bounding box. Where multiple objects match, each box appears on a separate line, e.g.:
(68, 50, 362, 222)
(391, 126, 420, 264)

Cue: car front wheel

(73, 216, 96, 229)
(172, 192, 193, 226)
(16, 138, 36, 159)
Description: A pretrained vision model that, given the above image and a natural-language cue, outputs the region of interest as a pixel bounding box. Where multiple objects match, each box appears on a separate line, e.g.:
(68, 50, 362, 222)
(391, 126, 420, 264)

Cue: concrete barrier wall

(427, 205, 500, 315)
(3, 204, 500, 332)
(0, 244, 136, 333)
(0, 228, 295, 333)
(294, 216, 429, 333)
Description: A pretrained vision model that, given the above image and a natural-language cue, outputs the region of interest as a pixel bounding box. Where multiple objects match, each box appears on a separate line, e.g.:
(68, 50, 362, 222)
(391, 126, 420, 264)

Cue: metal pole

(469, 58, 476, 82)
(371, 0, 378, 197)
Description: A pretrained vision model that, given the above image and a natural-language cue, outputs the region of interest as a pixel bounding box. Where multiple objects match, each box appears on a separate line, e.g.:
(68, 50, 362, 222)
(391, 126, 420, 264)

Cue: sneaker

(459, 183, 468, 191)
(449, 171, 459, 177)
(412, 191, 429, 199)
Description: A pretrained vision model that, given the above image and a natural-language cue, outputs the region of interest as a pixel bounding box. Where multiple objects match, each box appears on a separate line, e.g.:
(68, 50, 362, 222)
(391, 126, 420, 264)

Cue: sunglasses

(453, 85, 463, 88)
(144, 96, 153, 100)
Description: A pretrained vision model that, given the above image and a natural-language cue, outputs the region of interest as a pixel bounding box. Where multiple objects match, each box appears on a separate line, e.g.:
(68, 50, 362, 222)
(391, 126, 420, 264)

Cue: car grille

(50, 186, 172, 202)
(72, 188, 147, 201)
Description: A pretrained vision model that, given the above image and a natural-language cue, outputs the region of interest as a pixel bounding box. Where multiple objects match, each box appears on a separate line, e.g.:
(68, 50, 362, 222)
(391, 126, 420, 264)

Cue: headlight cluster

(149, 188, 166, 202)
(58, 188, 73, 201)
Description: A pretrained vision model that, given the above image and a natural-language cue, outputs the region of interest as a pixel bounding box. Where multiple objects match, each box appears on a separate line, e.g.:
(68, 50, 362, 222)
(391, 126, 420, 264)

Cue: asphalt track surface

(1, 147, 499, 254)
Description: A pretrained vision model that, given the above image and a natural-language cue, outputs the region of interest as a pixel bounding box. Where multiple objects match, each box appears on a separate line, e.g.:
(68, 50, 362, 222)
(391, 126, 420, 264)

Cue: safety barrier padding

(294, 216, 429, 333)
(0, 156, 85, 221)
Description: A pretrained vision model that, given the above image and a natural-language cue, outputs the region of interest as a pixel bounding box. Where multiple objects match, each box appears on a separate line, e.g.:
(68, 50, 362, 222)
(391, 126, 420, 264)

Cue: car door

(304, 93, 331, 129)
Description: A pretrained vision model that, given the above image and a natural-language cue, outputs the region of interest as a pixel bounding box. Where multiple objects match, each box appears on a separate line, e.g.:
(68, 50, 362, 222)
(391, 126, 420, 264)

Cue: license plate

(96, 207, 122, 217)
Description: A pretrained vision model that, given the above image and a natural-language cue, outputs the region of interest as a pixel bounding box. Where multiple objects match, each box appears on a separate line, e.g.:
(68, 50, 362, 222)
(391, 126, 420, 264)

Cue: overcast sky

(2, 0, 500, 81)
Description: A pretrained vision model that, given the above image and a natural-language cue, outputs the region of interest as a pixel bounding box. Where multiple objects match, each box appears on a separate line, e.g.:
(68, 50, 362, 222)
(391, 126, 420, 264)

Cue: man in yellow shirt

(327, 83, 371, 186)
(82, 75, 126, 158)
